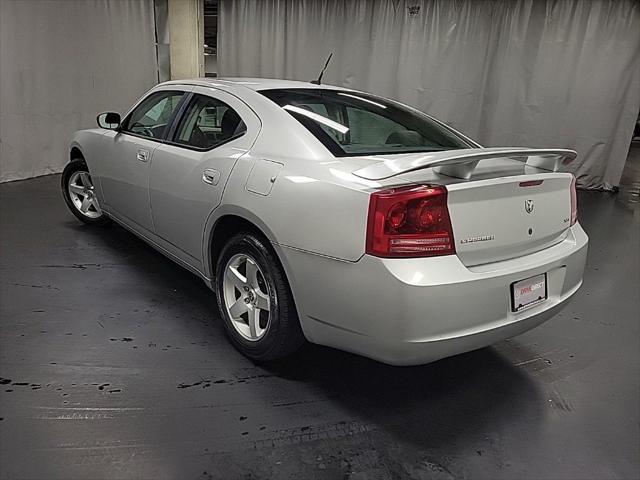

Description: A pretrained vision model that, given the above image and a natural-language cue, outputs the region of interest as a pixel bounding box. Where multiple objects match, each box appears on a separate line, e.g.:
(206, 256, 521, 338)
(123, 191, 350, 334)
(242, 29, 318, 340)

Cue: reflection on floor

(0, 175, 638, 480)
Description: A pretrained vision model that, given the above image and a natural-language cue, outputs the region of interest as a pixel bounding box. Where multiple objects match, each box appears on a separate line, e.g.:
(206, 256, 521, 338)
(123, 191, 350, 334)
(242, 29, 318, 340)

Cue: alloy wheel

(222, 253, 272, 341)
(68, 171, 102, 219)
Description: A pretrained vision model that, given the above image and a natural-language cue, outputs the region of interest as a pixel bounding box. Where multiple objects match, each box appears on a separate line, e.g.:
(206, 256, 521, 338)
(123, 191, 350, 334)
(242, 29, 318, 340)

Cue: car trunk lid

(445, 175, 573, 266)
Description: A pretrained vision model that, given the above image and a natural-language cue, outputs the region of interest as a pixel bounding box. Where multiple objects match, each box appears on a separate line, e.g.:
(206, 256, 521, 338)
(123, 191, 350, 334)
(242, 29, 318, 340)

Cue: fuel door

(246, 159, 284, 196)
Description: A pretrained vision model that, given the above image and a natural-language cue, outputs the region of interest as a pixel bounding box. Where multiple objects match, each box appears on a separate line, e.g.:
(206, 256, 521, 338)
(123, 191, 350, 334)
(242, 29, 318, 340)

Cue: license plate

(511, 273, 547, 312)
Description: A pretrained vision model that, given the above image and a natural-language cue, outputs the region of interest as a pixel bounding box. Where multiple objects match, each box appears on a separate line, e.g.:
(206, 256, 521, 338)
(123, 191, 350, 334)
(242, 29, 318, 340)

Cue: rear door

(100, 87, 187, 232)
(149, 86, 261, 263)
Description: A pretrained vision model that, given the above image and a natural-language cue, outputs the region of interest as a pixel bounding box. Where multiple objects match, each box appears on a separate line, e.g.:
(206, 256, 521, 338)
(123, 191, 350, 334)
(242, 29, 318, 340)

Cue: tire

(215, 232, 305, 362)
(61, 159, 109, 226)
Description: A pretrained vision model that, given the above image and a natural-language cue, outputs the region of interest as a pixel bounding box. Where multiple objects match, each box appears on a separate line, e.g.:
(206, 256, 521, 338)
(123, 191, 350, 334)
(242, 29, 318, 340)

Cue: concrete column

(168, 0, 204, 79)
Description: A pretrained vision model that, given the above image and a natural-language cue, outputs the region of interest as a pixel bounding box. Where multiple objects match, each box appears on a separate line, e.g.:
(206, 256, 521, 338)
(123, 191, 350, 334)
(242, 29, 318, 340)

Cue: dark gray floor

(0, 175, 638, 480)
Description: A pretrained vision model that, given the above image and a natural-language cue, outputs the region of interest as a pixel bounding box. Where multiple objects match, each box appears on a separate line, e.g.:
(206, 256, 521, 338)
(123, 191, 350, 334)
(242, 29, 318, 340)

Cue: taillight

(570, 175, 578, 225)
(366, 184, 455, 258)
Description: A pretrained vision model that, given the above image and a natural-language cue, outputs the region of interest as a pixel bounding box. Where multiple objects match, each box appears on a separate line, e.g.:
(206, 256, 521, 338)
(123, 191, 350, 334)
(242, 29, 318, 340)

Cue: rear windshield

(260, 88, 471, 157)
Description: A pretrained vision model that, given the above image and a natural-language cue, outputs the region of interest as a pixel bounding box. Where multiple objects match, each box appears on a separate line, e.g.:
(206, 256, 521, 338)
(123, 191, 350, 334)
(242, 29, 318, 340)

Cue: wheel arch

(204, 206, 283, 280)
(69, 145, 85, 161)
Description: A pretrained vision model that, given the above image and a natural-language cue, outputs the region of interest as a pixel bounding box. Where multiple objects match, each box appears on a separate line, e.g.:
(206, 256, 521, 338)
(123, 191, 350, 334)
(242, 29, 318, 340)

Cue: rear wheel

(215, 232, 304, 362)
(61, 160, 109, 225)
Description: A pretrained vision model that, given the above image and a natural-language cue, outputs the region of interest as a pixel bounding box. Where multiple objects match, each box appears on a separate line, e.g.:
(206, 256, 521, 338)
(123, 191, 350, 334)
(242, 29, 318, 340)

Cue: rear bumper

(279, 223, 588, 366)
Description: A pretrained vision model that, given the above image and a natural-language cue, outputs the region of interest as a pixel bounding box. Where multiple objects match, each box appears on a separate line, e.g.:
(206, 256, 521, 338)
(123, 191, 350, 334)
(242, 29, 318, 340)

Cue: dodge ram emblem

(524, 199, 534, 214)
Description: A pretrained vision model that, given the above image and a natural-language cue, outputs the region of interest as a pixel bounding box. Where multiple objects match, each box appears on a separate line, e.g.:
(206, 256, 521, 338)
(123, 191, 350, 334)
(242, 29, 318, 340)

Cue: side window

(172, 94, 247, 149)
(122, 91, 184, 140)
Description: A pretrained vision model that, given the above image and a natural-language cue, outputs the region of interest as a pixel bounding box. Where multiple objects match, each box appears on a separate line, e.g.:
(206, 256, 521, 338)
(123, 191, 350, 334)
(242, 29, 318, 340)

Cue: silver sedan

(61, 78, 588, 365)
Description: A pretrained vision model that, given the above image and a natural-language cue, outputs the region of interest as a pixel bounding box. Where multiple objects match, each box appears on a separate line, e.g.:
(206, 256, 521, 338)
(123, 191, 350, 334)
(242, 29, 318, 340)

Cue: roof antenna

(310, 53, 333, 85)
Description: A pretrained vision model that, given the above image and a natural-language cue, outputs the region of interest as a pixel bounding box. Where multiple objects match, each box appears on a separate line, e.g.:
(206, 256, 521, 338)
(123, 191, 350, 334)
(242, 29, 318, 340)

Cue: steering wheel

(131, 122, 155, 138)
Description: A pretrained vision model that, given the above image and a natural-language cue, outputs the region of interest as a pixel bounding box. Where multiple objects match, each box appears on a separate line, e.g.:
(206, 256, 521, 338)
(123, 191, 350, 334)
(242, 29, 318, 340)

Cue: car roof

(160, 77, 350, 93)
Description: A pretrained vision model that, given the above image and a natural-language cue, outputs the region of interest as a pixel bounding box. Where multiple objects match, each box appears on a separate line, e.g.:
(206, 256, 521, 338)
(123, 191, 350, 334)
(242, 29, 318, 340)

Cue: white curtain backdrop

(0, 0, 159, 182)
(219, 0, 640, 190)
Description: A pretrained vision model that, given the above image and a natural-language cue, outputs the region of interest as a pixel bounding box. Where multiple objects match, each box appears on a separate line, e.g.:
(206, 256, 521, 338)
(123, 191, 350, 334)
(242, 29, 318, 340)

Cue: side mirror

(97, 112, 121, 129)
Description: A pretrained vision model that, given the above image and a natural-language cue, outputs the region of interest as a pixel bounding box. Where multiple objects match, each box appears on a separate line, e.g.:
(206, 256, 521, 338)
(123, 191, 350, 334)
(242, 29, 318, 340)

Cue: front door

(100, 89, 186, 232)
(150, 87, 260, 264)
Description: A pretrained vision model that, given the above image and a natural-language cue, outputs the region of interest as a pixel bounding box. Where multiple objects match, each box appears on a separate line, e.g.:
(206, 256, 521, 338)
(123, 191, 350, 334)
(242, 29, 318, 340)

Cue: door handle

(136, 149, 149, 162)
(202, 168, 221, 186)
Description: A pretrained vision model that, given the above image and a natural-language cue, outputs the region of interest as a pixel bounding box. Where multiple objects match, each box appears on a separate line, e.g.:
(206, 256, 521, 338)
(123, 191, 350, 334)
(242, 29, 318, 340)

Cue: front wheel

(61, 160, 109, 225)
(215, 232, 305, 362)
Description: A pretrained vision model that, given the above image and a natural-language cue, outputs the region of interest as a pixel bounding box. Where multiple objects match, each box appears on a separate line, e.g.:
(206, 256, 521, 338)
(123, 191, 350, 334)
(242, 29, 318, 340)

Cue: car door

(99, 87, 188, 232)
(149, 87, 261, 265)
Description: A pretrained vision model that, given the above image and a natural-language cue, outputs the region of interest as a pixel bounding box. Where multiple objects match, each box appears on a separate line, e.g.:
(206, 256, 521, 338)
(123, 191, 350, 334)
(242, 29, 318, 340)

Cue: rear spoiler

(352, 148, 577, 181)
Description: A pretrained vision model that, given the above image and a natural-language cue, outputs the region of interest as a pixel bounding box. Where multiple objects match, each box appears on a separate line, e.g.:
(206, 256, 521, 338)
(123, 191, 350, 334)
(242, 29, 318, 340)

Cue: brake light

(570, 175, 578, 225)
(366, 184, 455, 257)
(519, 180, 544, 187)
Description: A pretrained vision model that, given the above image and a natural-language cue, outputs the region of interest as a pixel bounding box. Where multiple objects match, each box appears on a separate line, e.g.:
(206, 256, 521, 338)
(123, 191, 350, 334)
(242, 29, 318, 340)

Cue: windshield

(260, 88, 471, 157)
